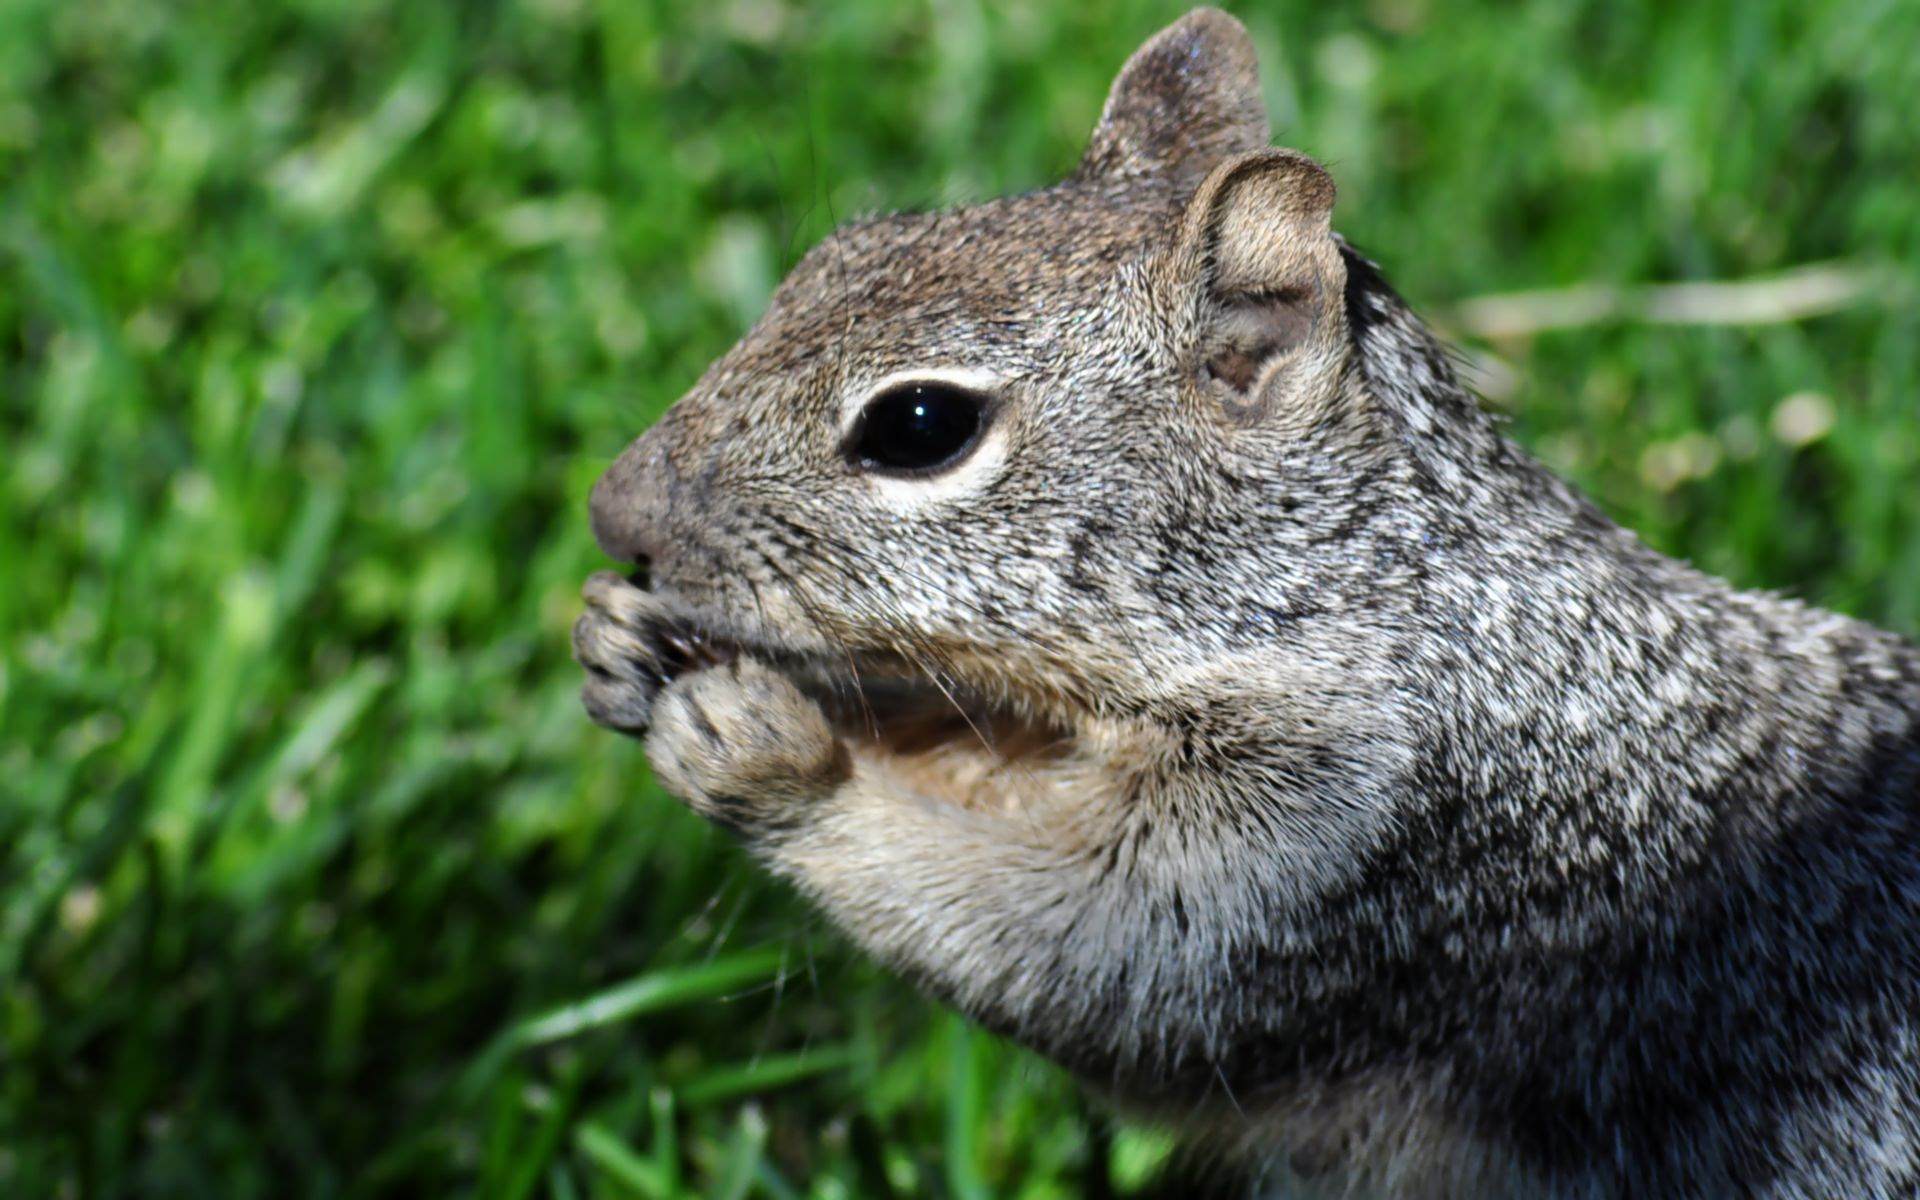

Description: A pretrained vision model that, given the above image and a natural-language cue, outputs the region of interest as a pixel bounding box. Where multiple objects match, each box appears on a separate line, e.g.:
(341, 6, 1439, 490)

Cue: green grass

(2, 0, 1916, 1195)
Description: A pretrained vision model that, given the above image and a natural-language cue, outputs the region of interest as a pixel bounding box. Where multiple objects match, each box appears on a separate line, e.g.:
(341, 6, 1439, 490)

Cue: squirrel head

(591, 9, 1453, 721)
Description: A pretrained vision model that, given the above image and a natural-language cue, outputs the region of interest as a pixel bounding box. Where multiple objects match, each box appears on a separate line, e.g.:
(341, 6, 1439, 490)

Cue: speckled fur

(574, 11, 1920, 1197)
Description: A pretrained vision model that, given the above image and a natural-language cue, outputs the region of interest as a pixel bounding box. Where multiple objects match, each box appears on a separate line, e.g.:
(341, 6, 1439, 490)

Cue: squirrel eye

(847, 382, 990, 476)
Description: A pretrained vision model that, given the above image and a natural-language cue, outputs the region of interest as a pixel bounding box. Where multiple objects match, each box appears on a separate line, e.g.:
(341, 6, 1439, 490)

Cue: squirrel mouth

(579, 569, 1081, 815)
(650, 618, 738, 680)
(804, 669, 1076, 812)
(651, 600, 1073, 787)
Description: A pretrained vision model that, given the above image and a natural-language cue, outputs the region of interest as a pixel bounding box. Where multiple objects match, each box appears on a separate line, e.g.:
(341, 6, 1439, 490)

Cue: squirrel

(574, 10, 1920, 1197)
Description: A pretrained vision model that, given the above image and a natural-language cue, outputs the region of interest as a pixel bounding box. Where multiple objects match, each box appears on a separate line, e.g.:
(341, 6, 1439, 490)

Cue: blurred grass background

(2, 0, 1917, 1195)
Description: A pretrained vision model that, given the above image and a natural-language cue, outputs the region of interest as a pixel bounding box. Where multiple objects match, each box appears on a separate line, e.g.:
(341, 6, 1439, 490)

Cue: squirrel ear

(1180, 148, 1348, 413)
(1077, 9, 1270, 182)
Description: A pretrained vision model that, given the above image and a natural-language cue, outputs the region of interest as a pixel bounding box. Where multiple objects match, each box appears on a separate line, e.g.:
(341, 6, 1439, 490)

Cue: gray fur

(575, 10, 1920, 1196)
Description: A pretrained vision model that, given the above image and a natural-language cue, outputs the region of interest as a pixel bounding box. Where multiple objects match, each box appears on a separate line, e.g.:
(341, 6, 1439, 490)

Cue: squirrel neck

(1226, 251, 1920, 1190)
(1337, 239, 1920, 894)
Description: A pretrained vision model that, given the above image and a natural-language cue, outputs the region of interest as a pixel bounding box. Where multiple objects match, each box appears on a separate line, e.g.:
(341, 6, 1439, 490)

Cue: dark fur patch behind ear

(1078, 9, 1269, 182)
(1338, 241, 1393, 345)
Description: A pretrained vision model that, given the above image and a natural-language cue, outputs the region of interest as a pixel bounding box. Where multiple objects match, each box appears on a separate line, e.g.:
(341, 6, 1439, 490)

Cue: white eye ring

(840, 368, 1012, 508)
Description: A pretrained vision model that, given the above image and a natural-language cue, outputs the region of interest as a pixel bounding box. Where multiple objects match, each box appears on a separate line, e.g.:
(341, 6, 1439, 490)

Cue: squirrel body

(575, 11, 1920, 1196)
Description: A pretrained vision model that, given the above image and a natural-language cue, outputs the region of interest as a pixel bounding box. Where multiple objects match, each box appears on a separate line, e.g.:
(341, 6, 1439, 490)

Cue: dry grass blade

(1445, 260, 1901, 339)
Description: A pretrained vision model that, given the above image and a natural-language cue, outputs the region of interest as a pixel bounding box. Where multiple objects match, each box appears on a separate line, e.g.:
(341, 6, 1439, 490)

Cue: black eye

(847, 382, 991, 475)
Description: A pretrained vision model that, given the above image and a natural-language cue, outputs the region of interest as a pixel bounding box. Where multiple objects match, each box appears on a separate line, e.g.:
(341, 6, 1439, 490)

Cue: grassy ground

(3, 0, 1916, 1195)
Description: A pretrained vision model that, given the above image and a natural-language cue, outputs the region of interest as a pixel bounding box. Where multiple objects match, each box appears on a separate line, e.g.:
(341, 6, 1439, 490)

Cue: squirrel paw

(646, 658, 849, 836)
(573, 570, 684, 734)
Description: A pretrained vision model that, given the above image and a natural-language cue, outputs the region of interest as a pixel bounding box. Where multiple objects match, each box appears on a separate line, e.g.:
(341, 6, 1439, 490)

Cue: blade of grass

(511, 947, 786, 1047)
(575, 1120, 670, 1200)
(677, 1045, 857, 1107)
(496, 1059, 589, 1200)
(457, 947, 785, 1100)
(711, 1104, 769, 1200)
(943, 1016, 988, 1200)
(648, 1087, 680, 1196)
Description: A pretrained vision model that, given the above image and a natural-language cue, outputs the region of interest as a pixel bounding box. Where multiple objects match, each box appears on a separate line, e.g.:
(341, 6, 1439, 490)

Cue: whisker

(737, 505, 1088, 814)
(833, 587, 1071, 815)
(757, 548, 881, 742)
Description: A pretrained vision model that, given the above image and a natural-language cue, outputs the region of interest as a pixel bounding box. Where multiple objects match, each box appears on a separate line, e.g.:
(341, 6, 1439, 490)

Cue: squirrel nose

(589, 429, 671, 569)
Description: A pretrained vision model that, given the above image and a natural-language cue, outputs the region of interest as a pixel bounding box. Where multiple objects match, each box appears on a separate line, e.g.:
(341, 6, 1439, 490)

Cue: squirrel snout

(589, 431, 672, 570)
